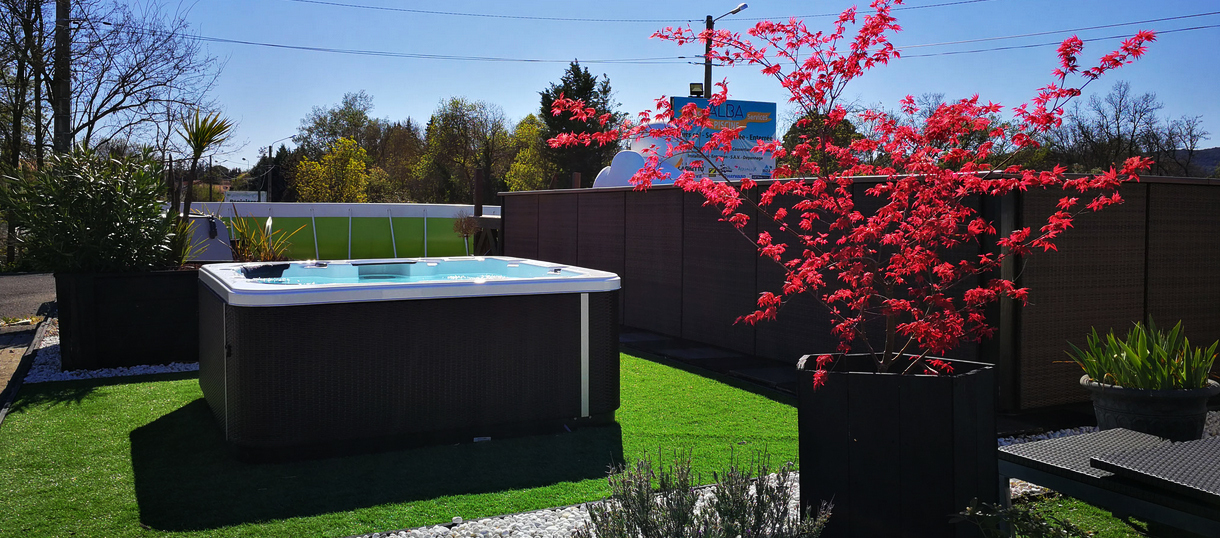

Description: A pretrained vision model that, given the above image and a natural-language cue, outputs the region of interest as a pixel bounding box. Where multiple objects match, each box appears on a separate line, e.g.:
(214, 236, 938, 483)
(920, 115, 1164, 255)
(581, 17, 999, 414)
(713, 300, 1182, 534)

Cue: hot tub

(197, 257, 621, 457)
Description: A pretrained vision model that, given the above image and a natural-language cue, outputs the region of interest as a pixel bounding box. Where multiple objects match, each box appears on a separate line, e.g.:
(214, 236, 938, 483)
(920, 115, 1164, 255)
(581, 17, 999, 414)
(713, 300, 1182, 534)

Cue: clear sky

(172, 0, 1220, 169)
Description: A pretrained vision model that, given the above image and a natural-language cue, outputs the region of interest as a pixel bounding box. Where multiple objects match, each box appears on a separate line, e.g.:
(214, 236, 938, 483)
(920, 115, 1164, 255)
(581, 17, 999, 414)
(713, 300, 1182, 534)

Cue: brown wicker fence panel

(537, 193, 580, 266)
(502, 194, 539, 259)
(681, 191, 758, 355)
(1145, 183, 1220, 374)
(625, 189, 684, 337)
(578, 191, 627, 324)
(753, 192, 839, 364)
(1017, 184, 1147, 409)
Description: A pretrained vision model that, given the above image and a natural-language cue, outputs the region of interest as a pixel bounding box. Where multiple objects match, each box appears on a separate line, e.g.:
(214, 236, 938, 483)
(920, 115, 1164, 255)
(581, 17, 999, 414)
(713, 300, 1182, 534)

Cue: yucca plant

(176, 110, 234, 220)
(168, 218, 206, 267)
(1067, 318, 1218, 390)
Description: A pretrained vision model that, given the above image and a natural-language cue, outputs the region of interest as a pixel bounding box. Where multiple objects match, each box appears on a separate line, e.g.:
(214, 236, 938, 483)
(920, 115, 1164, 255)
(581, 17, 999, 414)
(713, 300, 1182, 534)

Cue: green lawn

(0, 354, 797, 538)
(1021, 494, 1149, 538)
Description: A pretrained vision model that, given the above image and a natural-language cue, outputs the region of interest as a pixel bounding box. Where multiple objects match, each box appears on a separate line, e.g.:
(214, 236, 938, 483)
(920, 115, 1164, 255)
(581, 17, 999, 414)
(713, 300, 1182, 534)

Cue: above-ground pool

(198, 257, 621, 458)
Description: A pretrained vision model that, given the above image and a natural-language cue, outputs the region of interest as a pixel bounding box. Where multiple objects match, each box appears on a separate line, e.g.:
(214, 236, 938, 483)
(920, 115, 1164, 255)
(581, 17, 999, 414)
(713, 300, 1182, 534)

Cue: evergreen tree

(539, 62, 622, 188)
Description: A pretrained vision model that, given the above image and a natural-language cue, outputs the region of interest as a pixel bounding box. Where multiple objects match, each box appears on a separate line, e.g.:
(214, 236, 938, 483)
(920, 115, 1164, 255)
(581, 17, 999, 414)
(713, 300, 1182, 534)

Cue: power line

(742, 0, 1001, 22)
(120, 27, 694, 64)
(899, 10, 1220, 49)
(901, 24, 1220, 58)
(115, 13, 1219, 66)
(280, 0, 1000, 24)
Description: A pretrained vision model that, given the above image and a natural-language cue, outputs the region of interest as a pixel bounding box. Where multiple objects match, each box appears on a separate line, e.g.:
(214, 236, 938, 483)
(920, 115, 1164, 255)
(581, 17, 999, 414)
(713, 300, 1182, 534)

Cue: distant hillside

(1187, 146, 1220, 176)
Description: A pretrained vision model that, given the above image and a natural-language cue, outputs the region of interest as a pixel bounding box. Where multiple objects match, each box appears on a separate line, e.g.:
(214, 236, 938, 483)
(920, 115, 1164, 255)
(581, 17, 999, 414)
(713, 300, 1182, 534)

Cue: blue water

(245, 259, 571, 286)
(254, 273, 509, 285)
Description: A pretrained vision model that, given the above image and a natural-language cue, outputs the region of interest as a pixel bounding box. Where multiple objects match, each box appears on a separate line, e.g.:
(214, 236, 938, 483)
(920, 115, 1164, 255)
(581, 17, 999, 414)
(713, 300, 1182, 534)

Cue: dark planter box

(55, 269, 199, 371)
(798, 355, 997, 538)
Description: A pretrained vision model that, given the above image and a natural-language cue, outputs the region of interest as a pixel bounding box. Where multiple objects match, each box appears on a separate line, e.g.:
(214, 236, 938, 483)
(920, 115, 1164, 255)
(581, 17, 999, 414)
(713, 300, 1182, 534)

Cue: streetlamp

(704, 3, 748, 99)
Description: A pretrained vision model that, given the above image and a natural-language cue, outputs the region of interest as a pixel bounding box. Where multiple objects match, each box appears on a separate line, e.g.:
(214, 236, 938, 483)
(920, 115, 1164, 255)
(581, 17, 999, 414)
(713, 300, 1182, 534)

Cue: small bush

(573, 451, 831, 538)
(1, 150, 179, 272)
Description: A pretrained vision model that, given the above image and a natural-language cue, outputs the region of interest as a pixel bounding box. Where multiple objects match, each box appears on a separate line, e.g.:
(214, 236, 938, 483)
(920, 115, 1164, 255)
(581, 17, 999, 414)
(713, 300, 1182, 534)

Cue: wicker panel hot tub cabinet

(198, 285, 620, 455)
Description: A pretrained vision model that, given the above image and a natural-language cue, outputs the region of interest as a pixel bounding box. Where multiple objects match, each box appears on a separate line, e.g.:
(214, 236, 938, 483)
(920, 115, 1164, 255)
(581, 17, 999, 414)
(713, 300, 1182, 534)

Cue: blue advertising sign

(670, 97, 777, 181)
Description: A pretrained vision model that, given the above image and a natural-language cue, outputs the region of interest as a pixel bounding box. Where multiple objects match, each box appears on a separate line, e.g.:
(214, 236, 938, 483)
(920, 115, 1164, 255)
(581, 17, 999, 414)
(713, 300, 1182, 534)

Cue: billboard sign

(669, 97, 777, 181)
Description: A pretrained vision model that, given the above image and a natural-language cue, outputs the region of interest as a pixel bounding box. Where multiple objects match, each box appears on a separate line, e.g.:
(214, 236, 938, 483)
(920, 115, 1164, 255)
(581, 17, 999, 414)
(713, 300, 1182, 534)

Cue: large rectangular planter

(798, 355, 997, 538)
(55, 270, 199, 371)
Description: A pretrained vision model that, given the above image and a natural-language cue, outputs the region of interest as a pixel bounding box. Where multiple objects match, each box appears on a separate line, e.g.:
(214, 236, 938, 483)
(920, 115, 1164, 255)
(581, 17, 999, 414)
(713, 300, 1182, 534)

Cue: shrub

(1, 150, 179, 272)
(573, 451, 831, 538)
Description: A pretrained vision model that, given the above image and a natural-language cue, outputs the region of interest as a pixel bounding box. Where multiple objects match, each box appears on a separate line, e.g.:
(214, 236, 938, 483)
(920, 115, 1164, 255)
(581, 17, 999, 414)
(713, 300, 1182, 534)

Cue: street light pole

(704, 15, 714, 97)
(704, 3, 747, 100)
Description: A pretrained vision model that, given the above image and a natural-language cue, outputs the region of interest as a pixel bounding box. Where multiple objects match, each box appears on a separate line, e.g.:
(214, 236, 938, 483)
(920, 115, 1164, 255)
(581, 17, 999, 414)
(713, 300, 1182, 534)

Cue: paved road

(0, 273, 55, 319)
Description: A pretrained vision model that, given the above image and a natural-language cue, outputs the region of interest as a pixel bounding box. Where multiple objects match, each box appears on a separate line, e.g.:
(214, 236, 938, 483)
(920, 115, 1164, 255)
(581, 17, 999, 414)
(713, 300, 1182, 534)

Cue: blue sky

(175, 0, 1220, 169)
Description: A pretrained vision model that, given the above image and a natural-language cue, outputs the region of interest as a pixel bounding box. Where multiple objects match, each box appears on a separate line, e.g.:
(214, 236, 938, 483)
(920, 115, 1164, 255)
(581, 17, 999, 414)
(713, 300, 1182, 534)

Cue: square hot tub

(197, 257, 621, 457)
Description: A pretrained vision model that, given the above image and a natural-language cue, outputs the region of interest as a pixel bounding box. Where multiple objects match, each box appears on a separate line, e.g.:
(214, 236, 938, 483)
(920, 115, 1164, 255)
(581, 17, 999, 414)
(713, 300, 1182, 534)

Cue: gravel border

(22, 318, 198, 384)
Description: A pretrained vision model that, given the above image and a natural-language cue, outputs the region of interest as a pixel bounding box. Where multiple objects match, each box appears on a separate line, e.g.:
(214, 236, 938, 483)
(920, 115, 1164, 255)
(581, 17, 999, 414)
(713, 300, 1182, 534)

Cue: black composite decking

(998, 428, 1220, 537)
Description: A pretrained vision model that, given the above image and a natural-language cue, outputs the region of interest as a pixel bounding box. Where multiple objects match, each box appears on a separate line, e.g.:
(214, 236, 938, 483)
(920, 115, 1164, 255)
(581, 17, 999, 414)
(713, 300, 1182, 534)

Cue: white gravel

(357, 474, 805, 538)
(22, 318, 198, 384)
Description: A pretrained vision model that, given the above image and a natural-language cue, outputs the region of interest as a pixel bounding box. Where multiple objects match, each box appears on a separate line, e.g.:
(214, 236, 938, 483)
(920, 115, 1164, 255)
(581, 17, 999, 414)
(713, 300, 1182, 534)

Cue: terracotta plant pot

(1080, 375, 1220, 442)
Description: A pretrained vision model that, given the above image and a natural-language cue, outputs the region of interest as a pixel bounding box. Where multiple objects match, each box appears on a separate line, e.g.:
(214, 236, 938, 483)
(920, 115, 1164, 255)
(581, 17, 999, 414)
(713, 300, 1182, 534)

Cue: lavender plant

(573, 451, 831, 538)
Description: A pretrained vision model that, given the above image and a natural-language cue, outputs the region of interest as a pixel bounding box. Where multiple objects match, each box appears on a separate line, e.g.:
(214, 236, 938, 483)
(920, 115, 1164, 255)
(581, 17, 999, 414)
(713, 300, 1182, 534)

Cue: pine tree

(539, 62, 622, 188)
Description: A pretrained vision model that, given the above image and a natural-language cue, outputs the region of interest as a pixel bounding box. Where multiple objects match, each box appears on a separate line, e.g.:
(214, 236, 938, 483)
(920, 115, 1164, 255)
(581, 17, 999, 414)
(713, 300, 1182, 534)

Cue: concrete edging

(0, 307, 54, 429)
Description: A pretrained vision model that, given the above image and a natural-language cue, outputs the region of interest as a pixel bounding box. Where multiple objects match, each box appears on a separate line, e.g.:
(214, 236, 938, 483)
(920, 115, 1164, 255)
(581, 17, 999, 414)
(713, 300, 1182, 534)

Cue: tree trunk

(52, 0, 71, 153)
(181, 156, 199, 222)
(6, 2, 32, 265)
(33, 1, 45, 167)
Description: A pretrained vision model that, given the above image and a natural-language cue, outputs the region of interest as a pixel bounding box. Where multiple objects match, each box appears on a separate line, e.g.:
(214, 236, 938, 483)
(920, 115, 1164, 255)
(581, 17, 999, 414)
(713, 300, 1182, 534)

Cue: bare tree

(66, 0, 222, 150)
(1043, 81, 1211, 176)
(1, 0, 222, 264)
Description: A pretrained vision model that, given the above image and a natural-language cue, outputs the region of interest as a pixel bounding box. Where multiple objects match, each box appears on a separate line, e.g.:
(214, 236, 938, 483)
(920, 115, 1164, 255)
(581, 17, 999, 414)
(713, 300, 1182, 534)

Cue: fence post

(474, 169, 484, 217)
(572, 172, 581, 189)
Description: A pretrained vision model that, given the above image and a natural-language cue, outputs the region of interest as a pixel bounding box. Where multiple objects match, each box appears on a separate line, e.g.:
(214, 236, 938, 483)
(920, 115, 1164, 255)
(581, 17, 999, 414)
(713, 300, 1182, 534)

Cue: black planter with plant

(1069, 318, 1220, 442)
(798, 354, 996, 538)
(3, 150, 200, 370)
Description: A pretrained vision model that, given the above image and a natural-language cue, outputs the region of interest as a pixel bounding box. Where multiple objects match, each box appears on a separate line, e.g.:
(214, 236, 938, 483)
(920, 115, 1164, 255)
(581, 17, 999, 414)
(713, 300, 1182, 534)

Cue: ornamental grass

(1067, 318, 1218, 390)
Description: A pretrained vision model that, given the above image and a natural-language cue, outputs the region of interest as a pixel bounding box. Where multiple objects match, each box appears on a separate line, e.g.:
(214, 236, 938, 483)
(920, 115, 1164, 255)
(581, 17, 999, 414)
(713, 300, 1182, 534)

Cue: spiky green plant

(226, 206, 305, 262)
(176, 110, 233, 219)
(1067, 318, 1218, 390)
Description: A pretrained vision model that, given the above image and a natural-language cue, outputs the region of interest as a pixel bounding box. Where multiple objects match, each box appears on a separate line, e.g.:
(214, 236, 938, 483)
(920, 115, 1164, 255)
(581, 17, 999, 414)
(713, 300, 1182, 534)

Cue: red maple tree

(549, 0, 1156, 387)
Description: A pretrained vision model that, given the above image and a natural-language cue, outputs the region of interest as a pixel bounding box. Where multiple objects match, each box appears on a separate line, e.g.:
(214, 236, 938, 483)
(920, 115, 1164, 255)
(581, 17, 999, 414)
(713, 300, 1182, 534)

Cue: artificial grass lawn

(1021, 494, 1149, 538)
(0, 354, 797, 538)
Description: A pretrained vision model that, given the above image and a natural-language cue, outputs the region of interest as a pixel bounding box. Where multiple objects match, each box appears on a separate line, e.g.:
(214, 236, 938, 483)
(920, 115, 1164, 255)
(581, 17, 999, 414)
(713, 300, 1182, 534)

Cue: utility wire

(901, 24, 1220, 58)
(115, 11, 1218, 65)
(899, 10, 1220, 49)
(281, 0, 1000, 24)
(120, 27, 694, 64)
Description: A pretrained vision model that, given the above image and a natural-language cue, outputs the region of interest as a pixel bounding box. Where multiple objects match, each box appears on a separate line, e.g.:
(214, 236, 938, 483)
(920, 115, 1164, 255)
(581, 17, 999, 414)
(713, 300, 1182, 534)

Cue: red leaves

(543, 3, 1155, 378)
